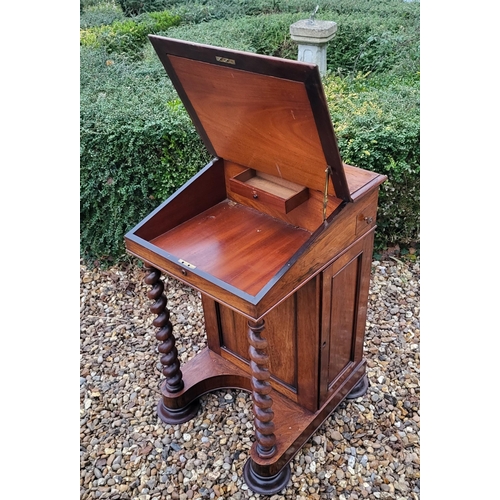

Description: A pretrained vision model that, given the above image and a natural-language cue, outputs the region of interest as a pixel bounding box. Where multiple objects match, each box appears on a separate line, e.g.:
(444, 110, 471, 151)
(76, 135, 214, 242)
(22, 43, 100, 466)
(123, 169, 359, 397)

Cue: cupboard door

(201, 276, 321, 412)
(319, 231, 374, 404)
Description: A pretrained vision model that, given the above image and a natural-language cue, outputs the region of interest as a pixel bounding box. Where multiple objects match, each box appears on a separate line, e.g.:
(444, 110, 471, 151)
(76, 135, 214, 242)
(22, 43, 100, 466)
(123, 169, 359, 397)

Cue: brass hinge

(322, 165, 334, 222)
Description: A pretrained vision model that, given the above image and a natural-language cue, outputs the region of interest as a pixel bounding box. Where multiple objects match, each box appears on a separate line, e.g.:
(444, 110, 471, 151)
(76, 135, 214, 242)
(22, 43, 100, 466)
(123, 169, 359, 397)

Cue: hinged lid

(149, 35, 351, 202)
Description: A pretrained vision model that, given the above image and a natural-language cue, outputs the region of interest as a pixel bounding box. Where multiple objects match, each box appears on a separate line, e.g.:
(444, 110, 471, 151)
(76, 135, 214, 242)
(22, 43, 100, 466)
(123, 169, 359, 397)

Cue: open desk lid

(149, 35, 351, 202)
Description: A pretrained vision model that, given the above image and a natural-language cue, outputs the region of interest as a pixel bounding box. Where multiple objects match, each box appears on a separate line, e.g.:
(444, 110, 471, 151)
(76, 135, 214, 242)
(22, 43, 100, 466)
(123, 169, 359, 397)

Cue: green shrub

(164, 8, 418, 76)
(80, 47, 209, 263)
(324, 73, 420, 247)
(117, 0, 170, 16)
(163, 13, 300, 57)
(326, 18, 419, 76)
(80, 10, 181, 58)
(80, 2, 125, 28)
(163, 0, 418, 24)
(164, 0, 419, 29)
(81, 0, 106, 13)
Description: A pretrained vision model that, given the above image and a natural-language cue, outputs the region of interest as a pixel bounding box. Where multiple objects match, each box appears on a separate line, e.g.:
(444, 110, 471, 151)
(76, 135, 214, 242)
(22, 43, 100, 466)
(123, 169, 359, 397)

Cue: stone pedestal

(290, 19, 337, 76)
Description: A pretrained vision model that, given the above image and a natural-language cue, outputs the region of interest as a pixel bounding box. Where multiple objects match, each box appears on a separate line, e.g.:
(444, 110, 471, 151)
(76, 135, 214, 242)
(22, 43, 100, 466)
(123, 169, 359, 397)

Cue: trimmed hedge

(80, 2, 125, 28)
(80, 47, 210, 263)
(162, 6, 419, 76)
(324, 73, 419, 246)
(80, 0, 419, 264)
(80, 10, 181, 58)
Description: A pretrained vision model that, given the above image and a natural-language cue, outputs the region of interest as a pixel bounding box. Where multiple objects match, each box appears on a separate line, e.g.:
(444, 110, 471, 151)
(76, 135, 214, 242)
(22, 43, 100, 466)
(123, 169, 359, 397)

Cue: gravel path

(80, 258, 420, 500)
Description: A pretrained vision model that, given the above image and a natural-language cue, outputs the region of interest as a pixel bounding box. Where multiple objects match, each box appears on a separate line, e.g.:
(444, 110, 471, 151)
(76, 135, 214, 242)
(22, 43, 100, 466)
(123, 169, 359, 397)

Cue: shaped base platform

(157, 348, 367, 493)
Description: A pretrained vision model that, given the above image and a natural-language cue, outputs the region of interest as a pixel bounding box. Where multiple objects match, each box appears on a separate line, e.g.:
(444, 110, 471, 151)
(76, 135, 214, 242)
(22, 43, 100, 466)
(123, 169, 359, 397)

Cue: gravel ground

(80, 257, 420, 500)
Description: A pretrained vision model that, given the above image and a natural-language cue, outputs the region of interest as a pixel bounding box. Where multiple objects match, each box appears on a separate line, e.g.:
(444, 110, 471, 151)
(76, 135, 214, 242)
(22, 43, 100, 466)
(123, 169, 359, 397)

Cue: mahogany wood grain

(167, 54, 337, 196)
(159, 348, 252, 410)
(325, 255, 360, 385)
(224, 160, 343, 232)
(248, 319, 277, 459)
(252, 189, 381, 318)
(150, 200, 311, 296)
(126, 196, 377, 321)
(125, 239, 263, 318)
(229, 168, 309, 214)
(149, 35, 317, 82)
(200, 294, 222, 355)
(198, 278, 322, 414)
(217, 294, 298, 397)
(217, 346, 298, 404)
(157, 346, 366, 477)
(352, 232, 375, 363)
(203, 292, 299, 402)
(144, 265, 184, 392)
(133, 158, 226, 241)
(125, 36, 390, 493)
(219, 305, 247, 365)
(147, 36, 355, 201)
(295, 276, 321, 412)
(343, 163, 382, 200)
(126, 164, 386, 320)
(319, 233, 374, 405)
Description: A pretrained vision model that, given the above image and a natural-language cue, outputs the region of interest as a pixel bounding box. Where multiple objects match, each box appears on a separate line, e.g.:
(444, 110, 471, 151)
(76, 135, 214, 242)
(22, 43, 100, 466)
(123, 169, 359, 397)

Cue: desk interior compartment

(229, 168, 309, 214)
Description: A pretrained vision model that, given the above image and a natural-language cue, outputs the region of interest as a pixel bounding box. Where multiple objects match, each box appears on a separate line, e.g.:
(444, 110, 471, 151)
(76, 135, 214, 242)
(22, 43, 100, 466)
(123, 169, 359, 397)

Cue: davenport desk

(125, 36, 387, 495)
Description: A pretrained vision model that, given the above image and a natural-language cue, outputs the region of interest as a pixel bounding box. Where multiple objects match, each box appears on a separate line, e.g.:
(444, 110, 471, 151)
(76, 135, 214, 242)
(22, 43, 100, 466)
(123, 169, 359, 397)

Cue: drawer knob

(364, 216, 373, 224)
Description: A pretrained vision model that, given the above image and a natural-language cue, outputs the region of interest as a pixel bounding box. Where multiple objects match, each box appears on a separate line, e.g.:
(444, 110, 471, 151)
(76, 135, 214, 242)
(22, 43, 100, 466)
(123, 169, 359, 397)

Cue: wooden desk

(125, 36, 386, 495)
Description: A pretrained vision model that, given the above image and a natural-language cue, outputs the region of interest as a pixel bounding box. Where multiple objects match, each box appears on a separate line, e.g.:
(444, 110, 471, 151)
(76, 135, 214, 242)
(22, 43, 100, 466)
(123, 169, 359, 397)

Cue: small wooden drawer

(229, 168, 309, 214)
(356, 207, 377, 234)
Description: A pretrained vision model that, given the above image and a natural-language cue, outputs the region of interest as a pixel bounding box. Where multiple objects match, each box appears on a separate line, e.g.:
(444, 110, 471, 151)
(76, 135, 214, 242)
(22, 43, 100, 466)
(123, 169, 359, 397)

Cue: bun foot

(243, 459, 291, 495)
(346, 373, 369, 400)
(157, 399, 200, 425)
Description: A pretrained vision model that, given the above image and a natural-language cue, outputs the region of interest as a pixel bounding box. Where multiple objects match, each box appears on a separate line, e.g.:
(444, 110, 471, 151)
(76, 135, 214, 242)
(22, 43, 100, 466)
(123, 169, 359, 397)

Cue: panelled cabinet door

(319, 231, 374, 406)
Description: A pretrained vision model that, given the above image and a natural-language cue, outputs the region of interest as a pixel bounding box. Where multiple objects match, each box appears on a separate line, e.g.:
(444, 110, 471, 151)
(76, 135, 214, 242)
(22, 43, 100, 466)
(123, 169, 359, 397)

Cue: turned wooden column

(144, 265, 184, 393)
(244, 319, 290, 494)
(248, 319, 276, 459)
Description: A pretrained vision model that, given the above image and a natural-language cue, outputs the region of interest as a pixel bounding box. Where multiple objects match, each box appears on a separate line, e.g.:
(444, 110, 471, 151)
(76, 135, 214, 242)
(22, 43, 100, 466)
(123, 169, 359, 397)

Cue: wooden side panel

(352, 231, 375, 362)
(218, 295, 298, 392)
(210, 282, 322, 412)
(295, 276, 321, 412)
(265, 296, 297, 389)
(319, 231, 375, 404)
(326, 257, 359, 384)
(219, 305, 247, 361)
(254, 188, 380, 318)
(133, 158, 226, 241)
(200, 295, 222, 355)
